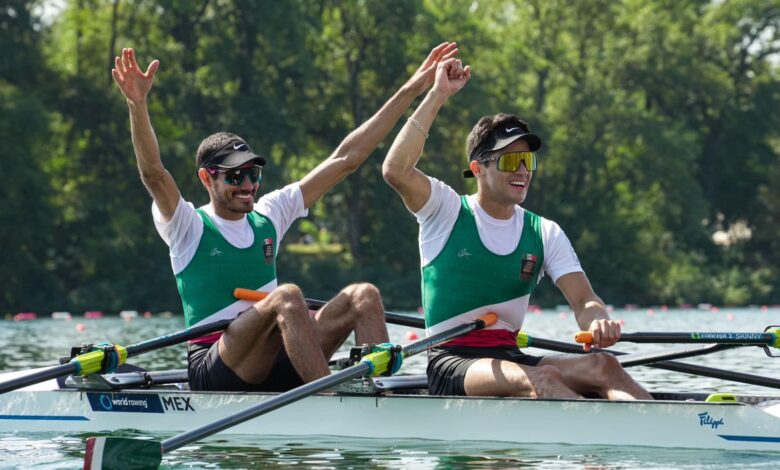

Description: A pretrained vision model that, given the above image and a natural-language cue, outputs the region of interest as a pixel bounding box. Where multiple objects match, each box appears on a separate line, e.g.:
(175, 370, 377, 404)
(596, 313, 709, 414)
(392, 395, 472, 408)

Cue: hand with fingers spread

(112, 48, 160, 104)
(404, 42, 461, 96)
(432, 57, 471, 98)
(584, 318, 622, 352)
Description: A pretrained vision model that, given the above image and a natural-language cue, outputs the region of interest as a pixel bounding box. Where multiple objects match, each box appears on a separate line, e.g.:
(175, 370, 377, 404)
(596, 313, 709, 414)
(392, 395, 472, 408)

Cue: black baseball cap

(198, 140, 266, 169)
(463, 126, 542, 178)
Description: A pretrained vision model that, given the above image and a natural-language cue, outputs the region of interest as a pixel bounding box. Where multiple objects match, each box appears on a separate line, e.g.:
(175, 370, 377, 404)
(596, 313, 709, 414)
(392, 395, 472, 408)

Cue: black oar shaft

(649, 358, 780, 388)
(162, 363, 370, 453)
(0, 363, 77, 394)
(160, 313, 493, 454)
(402, 318, 483, 356)
(617, 344, 739, 367)
(618, 332, 777, 345)
(306, 297, 423, 328)
(126, 319, 232, 356)
(386, 312, 425, 328)
(0, 320, 225, 392)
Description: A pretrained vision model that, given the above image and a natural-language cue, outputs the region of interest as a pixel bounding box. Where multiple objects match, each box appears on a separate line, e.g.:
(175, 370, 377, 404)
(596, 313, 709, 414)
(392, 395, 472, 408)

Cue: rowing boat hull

(2, 386, 779, 451)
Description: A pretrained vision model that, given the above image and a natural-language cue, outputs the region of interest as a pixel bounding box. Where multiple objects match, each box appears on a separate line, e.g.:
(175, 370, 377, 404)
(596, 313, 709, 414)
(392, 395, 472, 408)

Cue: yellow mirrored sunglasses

(480, 151, 537, 172)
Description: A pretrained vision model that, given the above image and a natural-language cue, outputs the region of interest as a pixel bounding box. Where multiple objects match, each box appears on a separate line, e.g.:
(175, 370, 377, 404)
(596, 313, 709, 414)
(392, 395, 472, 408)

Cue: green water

(1, 307, 779, 469)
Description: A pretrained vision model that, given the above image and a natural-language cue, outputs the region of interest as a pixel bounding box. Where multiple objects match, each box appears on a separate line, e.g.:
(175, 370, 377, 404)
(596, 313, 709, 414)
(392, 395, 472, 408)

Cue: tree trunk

(106, 0, 120, 88)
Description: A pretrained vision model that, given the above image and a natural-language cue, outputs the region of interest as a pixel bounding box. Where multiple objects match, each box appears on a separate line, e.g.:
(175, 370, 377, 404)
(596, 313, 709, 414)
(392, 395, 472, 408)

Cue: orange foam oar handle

(479, 312, 498, 328)
(575, 331, 593, 344)
(233, 288, 269, 302)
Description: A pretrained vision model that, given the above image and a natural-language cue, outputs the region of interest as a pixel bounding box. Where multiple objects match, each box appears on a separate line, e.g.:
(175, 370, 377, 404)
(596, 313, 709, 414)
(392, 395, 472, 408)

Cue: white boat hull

(2, 384, 780, 451)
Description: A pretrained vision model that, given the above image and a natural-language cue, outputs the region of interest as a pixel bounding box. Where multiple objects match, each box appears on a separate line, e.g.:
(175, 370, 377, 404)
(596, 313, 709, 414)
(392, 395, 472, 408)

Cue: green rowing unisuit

(175, 208, 277, 327)
(422, 196, 544, 329)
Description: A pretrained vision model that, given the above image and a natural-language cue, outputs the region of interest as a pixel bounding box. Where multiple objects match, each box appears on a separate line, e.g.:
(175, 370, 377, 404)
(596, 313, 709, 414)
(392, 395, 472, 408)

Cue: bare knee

(342, 283, 382, 312)
(270, 284, 305, 307)
(587, 352, 623, 377)
(258, 284, 308, 326)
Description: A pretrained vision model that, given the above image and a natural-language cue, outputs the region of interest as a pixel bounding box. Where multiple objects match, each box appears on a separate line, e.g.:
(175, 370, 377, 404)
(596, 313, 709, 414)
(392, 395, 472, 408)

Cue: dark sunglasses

(480, 151, 537, 172)
(207, 165, 262, 186)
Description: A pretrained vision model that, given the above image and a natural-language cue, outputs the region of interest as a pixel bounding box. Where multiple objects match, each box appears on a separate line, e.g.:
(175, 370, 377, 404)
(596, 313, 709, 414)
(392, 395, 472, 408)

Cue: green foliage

(1, 0, 779, 314)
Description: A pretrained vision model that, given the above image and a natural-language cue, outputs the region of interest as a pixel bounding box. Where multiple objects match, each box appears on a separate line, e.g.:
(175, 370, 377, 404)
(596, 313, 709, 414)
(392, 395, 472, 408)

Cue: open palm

(111, 48, 159, 103)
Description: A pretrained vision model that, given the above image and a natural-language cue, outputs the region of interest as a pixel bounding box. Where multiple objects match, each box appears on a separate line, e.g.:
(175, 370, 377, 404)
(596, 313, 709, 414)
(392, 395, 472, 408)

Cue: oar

(0, 292, 426, 395)
(574, 329, 780, 347)
(0, 292, 272, 395)
(233, 288, 425, 328)
(83, 312, 498, 470)
(517, 332, 780, 390)
(615, 344, 740, 367)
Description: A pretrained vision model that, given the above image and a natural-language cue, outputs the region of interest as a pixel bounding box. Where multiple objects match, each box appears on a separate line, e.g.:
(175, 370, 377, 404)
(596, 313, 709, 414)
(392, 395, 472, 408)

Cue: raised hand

(432, 57, 471, 97)
(405, 42, 460, 96)
(111, 48, 160, 104)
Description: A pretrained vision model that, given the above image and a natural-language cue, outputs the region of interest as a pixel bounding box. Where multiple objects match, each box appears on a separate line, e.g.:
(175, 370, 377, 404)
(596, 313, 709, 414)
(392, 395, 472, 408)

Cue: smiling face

(198, 162, 260, 220)
(472, 139, 533, 218)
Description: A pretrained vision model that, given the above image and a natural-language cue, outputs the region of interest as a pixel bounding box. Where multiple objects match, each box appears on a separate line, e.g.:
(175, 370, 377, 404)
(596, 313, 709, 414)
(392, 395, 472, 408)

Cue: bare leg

(218, 284, 330, 384)
(538, 353, 652, 400)
(464, 359, 582, 399)
(313, 283, 390, 358)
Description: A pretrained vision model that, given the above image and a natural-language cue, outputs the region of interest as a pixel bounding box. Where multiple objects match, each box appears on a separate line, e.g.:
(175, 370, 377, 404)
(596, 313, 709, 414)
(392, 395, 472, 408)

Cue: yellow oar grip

(516, 331, 531, 349)
(362, 350, 392, 377)
(72, 345, 128, 376)
(575, 331, 593, 344)
(233, 288, 270, 302)
(769, 328, 780, 349)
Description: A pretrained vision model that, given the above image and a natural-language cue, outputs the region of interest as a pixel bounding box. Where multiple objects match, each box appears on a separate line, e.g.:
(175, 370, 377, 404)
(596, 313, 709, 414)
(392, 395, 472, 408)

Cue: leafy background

(2, 0, 779, 314)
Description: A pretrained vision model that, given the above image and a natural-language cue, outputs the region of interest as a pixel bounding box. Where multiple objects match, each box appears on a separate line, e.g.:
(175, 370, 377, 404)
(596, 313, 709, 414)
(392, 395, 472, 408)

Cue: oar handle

(232, 288, 270, 302)
(232, 288, 325, 310)
(574, 331, 593, 344)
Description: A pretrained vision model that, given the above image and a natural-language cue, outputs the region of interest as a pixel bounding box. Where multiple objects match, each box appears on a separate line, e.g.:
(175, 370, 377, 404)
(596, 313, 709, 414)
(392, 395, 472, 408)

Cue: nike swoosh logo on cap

(233, 143, 246, 150)
(505, 127, 520, 133)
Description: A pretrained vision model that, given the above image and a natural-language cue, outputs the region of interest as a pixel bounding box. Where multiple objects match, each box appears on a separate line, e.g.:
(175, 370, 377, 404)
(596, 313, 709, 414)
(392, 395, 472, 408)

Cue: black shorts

(188, 342, 304, 392)
(427, 346, 543, 396)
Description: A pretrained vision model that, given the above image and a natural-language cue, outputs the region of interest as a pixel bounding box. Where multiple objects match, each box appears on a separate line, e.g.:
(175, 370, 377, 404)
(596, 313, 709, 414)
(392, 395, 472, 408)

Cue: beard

(213, 189, 256, 215)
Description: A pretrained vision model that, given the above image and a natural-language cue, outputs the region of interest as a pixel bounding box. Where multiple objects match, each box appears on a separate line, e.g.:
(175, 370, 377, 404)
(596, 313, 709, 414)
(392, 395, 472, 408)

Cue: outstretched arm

(557, 272, 620, 351)
(382, 57, 471, 213)
(298, 42, 459, 209)
(112, 48, 180, 221)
